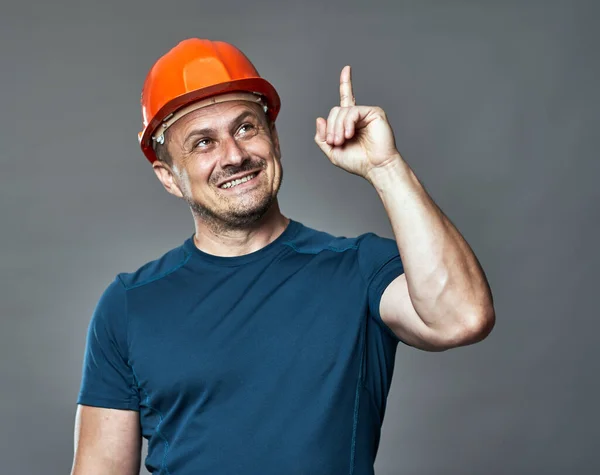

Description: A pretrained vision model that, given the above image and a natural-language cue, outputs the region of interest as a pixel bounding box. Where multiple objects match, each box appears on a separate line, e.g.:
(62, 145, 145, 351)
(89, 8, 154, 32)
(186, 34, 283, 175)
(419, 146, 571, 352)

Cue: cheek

(250, 134, 277, 155)
(174, 163, 208, 198)
(186, 161, 215, 187)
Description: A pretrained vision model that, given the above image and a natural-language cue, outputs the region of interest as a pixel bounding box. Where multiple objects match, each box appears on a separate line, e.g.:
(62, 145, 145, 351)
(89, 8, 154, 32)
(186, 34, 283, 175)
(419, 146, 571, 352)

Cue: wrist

(366, 154, 414, 193)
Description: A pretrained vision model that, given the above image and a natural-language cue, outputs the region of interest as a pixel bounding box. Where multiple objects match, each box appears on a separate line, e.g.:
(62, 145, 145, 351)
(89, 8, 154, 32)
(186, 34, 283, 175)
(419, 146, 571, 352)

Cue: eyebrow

(182, 110, 259, 146)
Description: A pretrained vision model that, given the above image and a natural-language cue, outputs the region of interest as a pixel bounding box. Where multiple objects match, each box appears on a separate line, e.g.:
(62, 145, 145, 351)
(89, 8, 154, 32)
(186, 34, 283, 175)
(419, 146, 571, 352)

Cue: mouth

(218, 171, 261, 190)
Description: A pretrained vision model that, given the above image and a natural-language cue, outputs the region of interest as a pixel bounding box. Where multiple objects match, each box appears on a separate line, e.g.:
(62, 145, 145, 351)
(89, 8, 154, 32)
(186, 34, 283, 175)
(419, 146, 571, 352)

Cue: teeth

(221, 173, 256, 189)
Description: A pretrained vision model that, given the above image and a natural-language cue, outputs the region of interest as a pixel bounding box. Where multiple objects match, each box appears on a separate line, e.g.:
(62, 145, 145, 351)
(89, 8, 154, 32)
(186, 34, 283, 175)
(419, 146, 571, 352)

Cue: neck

(191, 202, 290, 257)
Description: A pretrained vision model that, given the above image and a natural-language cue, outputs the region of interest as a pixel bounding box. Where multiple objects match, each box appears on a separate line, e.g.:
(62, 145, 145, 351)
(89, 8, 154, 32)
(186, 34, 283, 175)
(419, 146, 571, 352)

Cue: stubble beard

(186, 162, 283, 234)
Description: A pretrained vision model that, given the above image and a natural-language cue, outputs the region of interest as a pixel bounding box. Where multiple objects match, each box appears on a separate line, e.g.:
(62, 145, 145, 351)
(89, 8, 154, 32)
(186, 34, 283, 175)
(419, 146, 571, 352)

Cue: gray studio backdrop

(2, 0, 598, 474)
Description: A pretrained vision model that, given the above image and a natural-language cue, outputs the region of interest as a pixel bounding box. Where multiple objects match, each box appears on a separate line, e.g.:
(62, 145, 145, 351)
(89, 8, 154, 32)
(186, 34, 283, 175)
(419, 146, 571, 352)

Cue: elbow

(431, 306, 496, 351)
(466, 305, 495, 342)
(455, 305, 496, 347)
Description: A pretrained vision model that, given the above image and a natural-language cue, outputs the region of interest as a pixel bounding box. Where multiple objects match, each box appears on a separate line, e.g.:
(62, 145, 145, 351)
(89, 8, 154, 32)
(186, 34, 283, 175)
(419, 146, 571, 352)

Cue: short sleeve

(77, 277, 140, 411)
(357, 232, 405, 341)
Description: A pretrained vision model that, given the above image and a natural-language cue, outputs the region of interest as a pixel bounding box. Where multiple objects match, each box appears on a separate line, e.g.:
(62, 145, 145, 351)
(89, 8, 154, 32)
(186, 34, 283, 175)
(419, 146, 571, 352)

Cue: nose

(220, 135, 250, 167)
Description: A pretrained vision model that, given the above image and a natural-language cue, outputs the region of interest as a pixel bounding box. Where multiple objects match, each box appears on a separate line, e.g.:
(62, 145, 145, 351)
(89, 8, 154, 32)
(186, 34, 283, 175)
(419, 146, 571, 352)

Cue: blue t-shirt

(78, 219, 405, 475)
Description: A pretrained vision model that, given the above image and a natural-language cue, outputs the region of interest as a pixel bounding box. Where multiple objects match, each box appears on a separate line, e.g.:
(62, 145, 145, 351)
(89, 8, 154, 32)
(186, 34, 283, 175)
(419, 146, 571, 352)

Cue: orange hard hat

(138, 38, 281, 163)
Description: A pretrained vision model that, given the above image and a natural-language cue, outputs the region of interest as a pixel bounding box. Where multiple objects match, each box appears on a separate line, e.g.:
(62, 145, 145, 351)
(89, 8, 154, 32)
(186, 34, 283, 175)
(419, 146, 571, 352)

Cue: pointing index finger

(339, 65, 355, 107)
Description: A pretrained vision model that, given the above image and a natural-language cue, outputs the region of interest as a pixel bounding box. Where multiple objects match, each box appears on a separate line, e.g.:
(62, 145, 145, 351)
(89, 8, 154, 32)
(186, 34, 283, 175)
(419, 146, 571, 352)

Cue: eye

(238, 123, 256, 135)
(194, 138, 212, 148)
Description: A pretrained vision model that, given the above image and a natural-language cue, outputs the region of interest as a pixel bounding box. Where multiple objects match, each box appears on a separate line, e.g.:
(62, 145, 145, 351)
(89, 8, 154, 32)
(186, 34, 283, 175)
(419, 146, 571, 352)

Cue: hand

(314, 65, 402, 182)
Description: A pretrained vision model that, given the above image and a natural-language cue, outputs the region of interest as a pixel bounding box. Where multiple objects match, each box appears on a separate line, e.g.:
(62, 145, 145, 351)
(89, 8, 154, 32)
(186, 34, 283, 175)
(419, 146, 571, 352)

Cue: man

(71, 38, 494, 475)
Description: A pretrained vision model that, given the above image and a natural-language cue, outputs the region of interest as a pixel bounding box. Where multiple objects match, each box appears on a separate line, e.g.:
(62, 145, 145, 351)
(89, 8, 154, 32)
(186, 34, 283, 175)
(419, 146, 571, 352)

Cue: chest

(127, 258, 368, 406)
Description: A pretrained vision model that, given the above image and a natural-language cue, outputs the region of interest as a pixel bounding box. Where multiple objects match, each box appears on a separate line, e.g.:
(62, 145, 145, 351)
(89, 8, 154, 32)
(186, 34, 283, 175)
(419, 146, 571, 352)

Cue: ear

(152, 161, 184, 198)
(270, 122, 281, 160)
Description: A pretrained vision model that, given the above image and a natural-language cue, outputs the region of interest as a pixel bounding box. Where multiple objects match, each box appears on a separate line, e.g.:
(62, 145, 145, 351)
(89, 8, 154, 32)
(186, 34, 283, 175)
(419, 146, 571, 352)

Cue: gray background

(1, 0, 598, 474)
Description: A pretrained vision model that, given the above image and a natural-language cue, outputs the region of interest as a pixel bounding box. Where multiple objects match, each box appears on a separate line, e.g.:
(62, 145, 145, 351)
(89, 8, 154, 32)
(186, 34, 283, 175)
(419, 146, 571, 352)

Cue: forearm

(367, 156, 494, 335)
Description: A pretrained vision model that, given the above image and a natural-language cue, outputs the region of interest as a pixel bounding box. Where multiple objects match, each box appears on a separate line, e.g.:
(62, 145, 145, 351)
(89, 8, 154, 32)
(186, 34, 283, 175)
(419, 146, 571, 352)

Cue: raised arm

(315, 66, 495, 350)
(70, 405, 142, 475)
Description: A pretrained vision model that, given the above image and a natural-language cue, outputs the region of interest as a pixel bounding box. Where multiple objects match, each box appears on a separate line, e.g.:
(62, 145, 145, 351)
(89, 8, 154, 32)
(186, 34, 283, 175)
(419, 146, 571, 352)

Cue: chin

(190, 193, 275, 229)
(225, 198, 274, 226)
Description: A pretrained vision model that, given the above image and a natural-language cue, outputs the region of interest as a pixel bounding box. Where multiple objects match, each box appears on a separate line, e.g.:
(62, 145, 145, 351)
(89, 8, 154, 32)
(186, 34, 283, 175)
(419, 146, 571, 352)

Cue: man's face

(153, 100, 283, 230)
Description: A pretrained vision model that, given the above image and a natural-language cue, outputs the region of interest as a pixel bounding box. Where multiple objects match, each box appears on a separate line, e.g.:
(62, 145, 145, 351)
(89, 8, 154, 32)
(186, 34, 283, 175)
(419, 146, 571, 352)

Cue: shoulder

(89, 240, 192, 334)
(284, 222, 401, 282)
(283, 221, 367, 255)
(116, 241, 191, 291)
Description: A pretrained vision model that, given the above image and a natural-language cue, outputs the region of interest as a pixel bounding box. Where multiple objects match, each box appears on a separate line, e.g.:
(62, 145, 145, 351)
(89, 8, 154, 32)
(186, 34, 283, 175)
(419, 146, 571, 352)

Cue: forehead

(171, 100, 265, 137)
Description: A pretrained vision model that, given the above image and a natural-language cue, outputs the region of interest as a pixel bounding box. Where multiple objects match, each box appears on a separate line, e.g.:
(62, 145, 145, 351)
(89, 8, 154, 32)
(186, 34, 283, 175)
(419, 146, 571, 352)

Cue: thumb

(314, 117, 333, 158)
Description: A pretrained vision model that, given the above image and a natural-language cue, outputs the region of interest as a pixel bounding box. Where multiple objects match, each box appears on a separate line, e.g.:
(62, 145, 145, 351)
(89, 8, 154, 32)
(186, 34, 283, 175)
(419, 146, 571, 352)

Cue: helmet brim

(139, 77, 281, 164)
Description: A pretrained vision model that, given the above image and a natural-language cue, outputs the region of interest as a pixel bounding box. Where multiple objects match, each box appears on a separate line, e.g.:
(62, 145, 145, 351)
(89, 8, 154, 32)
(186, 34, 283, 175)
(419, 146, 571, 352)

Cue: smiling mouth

(219, 172, 259, 189)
